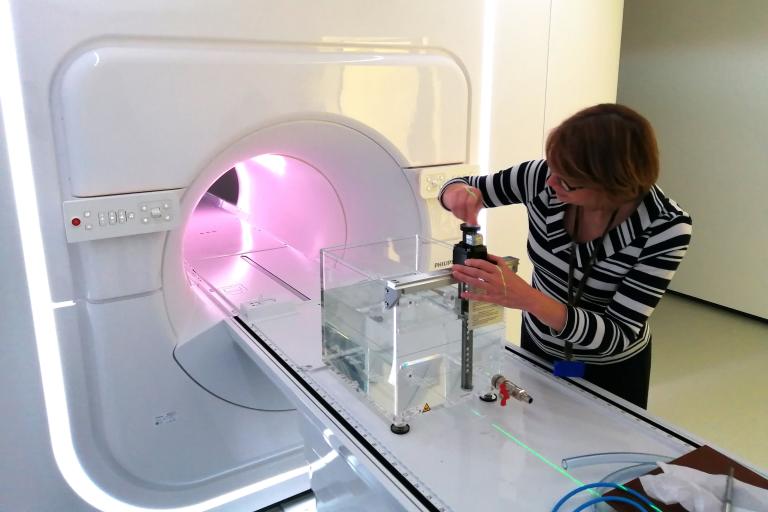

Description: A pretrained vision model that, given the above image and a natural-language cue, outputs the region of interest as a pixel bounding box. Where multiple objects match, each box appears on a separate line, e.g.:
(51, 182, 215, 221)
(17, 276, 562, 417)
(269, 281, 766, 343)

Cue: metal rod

(723, 466, 734, 512)
(385, 268, 455, 294)
(460, 283, 473, 390)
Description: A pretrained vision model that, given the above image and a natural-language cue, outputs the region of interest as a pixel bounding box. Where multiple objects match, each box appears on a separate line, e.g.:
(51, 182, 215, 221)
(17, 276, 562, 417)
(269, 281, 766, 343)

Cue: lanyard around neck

(567, 206, 618, 308)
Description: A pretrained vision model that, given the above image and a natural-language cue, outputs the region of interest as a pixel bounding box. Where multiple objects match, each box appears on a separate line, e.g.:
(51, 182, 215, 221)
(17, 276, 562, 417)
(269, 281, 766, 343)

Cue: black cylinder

(452, 223, 488, 265)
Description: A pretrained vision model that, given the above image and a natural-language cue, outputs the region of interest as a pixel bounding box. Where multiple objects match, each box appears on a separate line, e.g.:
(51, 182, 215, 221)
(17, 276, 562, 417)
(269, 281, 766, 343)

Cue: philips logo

(433, 259, 452, 269)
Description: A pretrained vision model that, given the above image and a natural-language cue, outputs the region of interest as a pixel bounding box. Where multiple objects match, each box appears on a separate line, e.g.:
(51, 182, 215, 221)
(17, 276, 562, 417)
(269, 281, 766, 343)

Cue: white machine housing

(56, 41, 473, 509)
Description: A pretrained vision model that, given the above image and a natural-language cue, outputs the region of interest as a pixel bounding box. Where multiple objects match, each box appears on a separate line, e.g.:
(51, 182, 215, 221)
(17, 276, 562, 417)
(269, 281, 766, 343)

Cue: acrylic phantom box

(320, 235, 507, 432)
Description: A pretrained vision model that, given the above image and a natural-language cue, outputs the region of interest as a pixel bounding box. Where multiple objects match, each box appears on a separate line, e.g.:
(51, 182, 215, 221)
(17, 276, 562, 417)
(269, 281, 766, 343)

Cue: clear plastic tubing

(561, 452, 674, 470)
(601, 462, 659, 484)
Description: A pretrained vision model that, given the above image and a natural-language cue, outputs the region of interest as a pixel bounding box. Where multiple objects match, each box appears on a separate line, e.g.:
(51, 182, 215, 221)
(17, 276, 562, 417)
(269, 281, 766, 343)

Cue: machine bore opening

(183, 153, 346, 315)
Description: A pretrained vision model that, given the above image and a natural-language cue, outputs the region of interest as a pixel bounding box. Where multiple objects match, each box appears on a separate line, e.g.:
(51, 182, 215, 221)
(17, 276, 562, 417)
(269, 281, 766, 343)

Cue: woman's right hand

(442, 183, 483, 225)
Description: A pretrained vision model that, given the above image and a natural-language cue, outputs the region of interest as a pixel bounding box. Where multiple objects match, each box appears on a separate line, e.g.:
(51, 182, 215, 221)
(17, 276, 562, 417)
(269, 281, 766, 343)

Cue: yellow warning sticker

(468, 301, 504, 329)
(422, 403, 431, 413)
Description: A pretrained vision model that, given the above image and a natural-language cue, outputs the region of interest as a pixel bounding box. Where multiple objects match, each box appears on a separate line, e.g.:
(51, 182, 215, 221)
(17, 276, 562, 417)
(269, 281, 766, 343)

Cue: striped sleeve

(438, 160, 549, 211)
(553, 214, 693, 358)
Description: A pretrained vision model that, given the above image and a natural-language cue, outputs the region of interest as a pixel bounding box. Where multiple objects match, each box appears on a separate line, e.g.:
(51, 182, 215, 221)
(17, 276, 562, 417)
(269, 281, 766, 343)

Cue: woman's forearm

(523, 289, 568, 333)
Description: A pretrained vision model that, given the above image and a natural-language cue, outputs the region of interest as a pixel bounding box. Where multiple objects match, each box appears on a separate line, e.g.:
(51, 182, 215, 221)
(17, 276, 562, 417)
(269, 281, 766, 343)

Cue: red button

(71, 218, 81, 227)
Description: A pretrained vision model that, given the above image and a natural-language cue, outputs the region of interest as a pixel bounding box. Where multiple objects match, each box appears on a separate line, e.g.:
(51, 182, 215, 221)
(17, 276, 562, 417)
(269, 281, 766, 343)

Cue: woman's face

(546, 170, 613, 209)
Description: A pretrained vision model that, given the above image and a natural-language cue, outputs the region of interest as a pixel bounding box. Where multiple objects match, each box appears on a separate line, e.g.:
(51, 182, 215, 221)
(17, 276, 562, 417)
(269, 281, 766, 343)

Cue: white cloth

(639, 462, 768, 512)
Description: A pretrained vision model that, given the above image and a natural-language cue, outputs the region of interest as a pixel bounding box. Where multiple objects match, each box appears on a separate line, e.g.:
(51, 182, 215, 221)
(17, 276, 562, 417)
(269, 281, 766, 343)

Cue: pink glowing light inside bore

(235, 154, 286, 212)
(230, 162, 254, 289)
(234, 162, 252, 214)
(252, 154, 287, 176)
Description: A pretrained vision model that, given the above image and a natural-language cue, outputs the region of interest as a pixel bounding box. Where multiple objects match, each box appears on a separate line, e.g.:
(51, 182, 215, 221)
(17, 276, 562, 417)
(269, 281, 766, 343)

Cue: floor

(648, 293, 768, 470)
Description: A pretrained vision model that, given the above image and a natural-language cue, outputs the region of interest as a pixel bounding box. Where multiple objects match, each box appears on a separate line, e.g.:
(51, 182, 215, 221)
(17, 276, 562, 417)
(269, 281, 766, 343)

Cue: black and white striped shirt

(440, 160, 692, 364)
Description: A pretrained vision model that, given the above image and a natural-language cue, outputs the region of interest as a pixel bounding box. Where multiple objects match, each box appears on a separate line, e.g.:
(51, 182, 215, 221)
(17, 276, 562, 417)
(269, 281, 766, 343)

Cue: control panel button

(150, 207, 162, 219)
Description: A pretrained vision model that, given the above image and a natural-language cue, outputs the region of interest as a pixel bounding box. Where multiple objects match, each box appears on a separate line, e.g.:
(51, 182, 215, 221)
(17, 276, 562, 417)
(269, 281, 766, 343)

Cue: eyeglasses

(555, 175, 585, 192)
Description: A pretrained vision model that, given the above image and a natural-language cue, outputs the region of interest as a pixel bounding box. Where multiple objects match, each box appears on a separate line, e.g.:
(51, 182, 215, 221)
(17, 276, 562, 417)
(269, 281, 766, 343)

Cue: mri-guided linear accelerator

(1, 1, 759, 511)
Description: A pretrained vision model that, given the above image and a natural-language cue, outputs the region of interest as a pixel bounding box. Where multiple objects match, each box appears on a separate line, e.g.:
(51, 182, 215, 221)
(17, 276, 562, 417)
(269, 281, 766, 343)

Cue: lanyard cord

(567, 206, 619, 308)
(563, 206, 618, 362)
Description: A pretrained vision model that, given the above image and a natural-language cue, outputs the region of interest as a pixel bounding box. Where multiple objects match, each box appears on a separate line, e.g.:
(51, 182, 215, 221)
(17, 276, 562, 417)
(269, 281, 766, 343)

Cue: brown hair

(545, 103, 659, 200)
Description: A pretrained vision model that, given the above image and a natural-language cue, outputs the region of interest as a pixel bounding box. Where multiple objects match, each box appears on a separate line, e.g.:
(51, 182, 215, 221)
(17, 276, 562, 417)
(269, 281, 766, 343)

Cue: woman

(439, 103, 692, 409)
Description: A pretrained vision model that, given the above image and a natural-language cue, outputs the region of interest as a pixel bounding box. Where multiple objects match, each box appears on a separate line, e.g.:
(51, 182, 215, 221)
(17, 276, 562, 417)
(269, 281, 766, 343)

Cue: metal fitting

(491, 374, 533, 406)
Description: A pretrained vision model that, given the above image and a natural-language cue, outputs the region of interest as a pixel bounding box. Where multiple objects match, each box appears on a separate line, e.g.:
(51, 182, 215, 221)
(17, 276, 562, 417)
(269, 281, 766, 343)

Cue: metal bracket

(383, 269, 455, 309)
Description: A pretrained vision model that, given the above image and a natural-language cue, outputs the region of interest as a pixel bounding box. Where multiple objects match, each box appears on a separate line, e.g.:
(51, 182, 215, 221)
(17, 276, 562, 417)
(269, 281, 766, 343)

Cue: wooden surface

(605, 445, 768, 511)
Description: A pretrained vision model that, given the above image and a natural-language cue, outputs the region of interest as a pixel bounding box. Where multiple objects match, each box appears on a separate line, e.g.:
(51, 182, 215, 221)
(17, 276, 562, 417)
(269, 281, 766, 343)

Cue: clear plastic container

(321, 236, 505, 430)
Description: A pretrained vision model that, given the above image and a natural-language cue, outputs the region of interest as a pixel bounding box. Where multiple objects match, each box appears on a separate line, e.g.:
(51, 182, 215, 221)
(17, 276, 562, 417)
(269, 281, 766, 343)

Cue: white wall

(543, 0, 624, 134)
(618, 0, 768, 319)
(487, 0, 625, 342)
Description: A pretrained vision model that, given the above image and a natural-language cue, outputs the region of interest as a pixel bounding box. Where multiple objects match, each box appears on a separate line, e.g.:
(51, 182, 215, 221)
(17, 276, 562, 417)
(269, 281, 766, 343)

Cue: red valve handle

(499, 381, 509, 406)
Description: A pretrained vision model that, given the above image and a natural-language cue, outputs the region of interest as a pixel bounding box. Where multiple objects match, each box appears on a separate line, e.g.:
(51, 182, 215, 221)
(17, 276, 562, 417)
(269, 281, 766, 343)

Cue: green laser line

(472, 409, 663, 511)
(470, 409, 589, 491)
(489, 421, 592, 490)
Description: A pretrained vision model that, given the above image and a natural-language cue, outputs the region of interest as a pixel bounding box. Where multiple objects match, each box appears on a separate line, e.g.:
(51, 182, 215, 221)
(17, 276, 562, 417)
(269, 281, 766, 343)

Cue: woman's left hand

(451, 254, 534, 310)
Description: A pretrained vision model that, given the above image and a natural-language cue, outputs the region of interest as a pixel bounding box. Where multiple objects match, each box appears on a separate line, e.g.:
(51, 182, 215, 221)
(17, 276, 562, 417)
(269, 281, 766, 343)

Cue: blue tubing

(573, 496, 648, 512)
(552, 482, 657, 512)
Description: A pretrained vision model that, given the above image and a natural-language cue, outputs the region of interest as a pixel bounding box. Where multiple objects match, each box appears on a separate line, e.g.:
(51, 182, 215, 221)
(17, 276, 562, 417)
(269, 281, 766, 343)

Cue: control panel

(63, 190, 183, 243)
(416, 164, 479, 199)
(406, 164, 480, 242)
